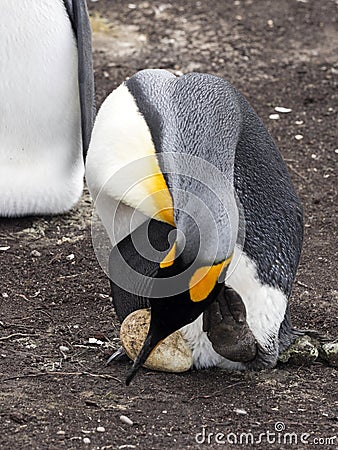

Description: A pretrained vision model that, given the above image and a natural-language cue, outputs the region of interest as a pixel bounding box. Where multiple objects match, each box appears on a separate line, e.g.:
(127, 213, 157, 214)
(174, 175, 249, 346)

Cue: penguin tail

(278, 305, 331, 354)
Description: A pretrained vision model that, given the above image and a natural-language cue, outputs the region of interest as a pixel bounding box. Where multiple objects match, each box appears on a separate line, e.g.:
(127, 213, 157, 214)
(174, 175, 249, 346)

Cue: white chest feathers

(0, 0, 83, 216)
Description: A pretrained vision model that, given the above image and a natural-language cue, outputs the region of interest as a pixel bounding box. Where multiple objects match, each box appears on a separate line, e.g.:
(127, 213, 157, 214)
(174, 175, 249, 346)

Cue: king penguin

(85, 69, 304, 385)
(0, 0, 95, 216)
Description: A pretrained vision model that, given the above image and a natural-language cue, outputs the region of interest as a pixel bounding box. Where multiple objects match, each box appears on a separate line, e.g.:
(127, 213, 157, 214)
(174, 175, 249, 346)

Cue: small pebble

(295, 134, 303, 140)
(31, 249, 41, 257)
(0, 246, 10, 251)
(2, 293, 9, 298)
(88, 337, 104, 345)
(295, 120, 304, 125)
(59, 345, 70, 353)
(56, 430, 66, 436)
(120, 415, 134, 426)
(275, 106, 292, 113)
(322, 342, 338, 367)
(66, 253, 75, 261)
(174, 70, 184, 76)
(96, 426, 105, 433)
(83, 437, 91, 444)
(234, 408, 248, 415)
(269, 113, 280, 120)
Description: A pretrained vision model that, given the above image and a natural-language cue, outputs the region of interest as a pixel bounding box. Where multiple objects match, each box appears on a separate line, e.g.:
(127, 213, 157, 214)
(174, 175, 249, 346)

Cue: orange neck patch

(189, 255, 233, 302)
(144, 170, 175, 226)
(160, 242, 177, 269)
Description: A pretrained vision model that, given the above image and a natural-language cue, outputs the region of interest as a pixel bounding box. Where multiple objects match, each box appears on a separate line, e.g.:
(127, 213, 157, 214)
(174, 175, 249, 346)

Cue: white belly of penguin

(0, 0, 83, 216)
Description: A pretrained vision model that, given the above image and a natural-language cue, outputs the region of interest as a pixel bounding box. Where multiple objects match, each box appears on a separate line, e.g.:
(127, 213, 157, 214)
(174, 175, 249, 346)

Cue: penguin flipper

(109, 219, 174, 323)
(63, 0, 95, 158)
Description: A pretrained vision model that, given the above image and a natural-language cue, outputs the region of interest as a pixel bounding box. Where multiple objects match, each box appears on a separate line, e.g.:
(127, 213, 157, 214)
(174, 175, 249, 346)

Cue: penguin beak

(125, 307, 174, 386)
(125, 289, 210, 386)
(125, 254, 233, 385)
(126, 320, 166, 386)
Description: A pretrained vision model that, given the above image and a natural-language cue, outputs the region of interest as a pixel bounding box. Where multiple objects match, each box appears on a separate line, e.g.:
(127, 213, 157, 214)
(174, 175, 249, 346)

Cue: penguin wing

(109, 219, 174, 322)
(63, 0, 95, 159)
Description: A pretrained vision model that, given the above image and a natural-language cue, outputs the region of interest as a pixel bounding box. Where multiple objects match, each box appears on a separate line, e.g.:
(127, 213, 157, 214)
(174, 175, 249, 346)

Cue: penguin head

(126, 214, 235, 385)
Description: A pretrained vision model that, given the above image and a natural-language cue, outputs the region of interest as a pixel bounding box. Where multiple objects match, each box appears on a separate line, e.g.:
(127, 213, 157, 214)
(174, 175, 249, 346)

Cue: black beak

(125, 267, 223, 385)
(125, 326, 163, 386)
(125, 294, 186, 385)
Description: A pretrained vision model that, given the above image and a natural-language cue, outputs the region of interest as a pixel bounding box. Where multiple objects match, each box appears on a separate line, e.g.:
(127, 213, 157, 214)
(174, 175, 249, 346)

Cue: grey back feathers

(233, 91, 303, 295)
(126, 71, 242, 265)
(126, 70, 240, 180)
(126, 69, 303, 295)
(64, 0, 95, 158)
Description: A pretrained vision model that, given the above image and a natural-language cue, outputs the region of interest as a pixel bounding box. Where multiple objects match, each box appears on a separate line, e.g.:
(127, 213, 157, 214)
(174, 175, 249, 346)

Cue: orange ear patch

(143, 167, 175, 226)
(189, 255, 233, 302)
(160, 242, 177, 269)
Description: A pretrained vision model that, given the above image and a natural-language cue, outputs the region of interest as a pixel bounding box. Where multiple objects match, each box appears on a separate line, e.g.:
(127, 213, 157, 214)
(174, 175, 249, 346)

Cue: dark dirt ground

(1, 0, 337, 449)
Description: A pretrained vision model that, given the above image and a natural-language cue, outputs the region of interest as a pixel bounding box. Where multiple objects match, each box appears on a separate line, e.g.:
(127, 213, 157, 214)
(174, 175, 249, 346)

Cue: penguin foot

(203, 286, 257, 363)
(119, 309, 193, 373)
(279, 335, 338, 367)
